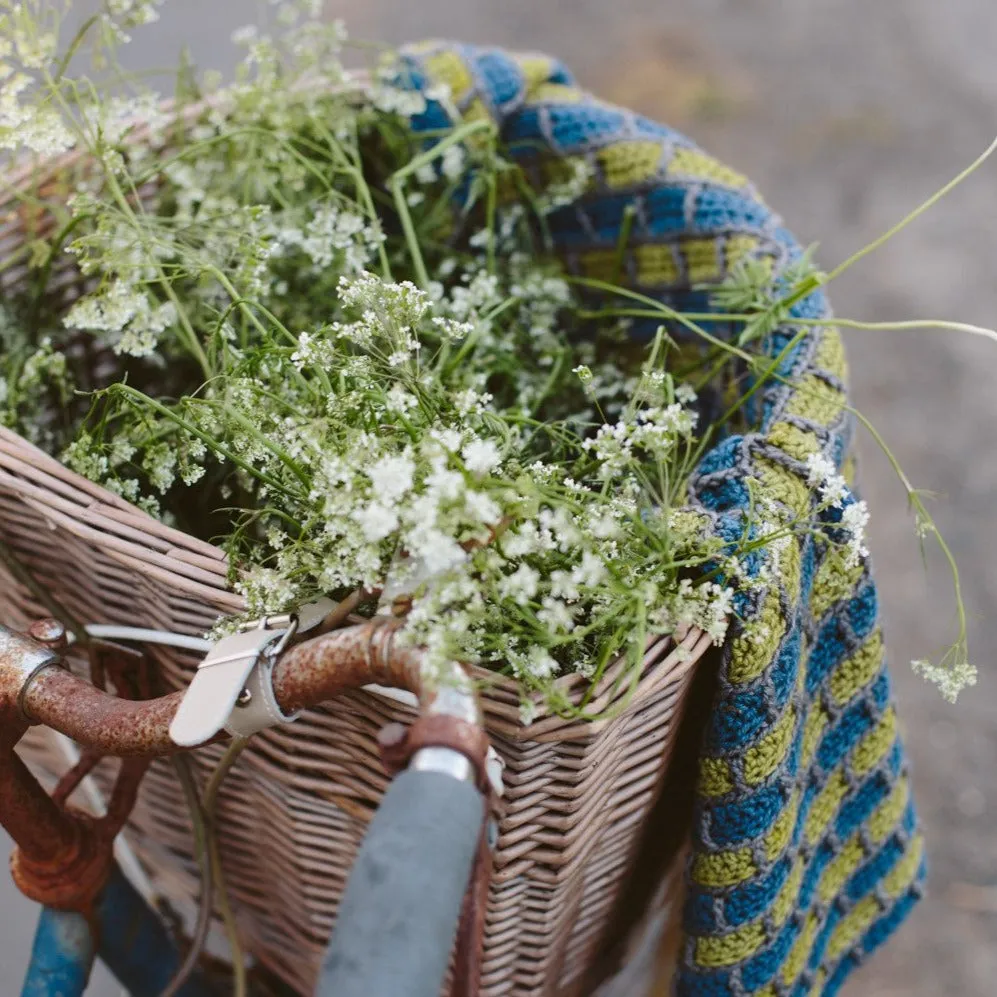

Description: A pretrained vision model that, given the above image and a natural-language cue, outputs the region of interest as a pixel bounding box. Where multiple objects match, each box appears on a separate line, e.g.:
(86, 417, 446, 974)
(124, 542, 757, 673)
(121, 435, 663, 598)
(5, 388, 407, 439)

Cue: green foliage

(0, 0, 982, 704)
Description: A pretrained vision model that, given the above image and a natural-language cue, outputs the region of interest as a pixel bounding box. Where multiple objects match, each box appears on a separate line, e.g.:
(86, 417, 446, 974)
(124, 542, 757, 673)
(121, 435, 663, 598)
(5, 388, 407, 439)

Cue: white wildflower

(371, 85, 427, 117)
(0, 72, 74, 155)
(239, 566, 296, 615)
(386, 385, 417, 414)
(464, 490, 502, 524)
(656, 578, 733, 645)
(588, 509, 623, 540)
(116, 299, 177, 357)
(65, 280, 147, 335)
(415, 161, 437, 185)
(538, 597, 576, 633)
(536, 158, 592, 214)
(519, 698, 539, 725)
(10, 23, 57, 69)
(447, 272, 501, 320)
(106, 477, 141, 502)
(539, 506, 582, 550)
(408, 528, 466, 574)
(424, 81, 451, 104)
(911, 659, 978, 704)
(501, 522, 540, 559)
(425, 461, 464, 501)
(430, 427, 463, 453)
(676, 382, 697, 405)
(17, 340, 66, 389)
(806, 452, 848, 508)
(108, 0, 164, 27)
(469, 228, 491, 249)
(550, 570, 579, 601)
(527, 461, 559, 485)
(462, 438, 501, 475)
(573, 550, 608, 587)
(367, 453, 415, 504)
(453, 388, 493, 416)
(299, 205, 384, 273)
(440, 143, 465, 181)
(62, 434, 110, 480)
(513, 646, 558, 680)
(527, 648, 559, 680)
(499, 564, 540, 605)
(354, 502, 399, 542)
(143, 443, 177, 494)
(432, 316, 474, 340)
(841, 499, 870, 567)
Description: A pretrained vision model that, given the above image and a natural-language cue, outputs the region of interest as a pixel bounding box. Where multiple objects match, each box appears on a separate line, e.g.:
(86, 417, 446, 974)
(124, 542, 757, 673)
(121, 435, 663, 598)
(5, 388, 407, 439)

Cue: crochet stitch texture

(401, 42, 925, 997)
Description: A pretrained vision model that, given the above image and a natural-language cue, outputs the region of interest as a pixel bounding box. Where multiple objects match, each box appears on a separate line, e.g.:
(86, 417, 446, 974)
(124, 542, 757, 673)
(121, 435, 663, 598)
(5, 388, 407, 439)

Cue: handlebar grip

(315, 767, 485, 997)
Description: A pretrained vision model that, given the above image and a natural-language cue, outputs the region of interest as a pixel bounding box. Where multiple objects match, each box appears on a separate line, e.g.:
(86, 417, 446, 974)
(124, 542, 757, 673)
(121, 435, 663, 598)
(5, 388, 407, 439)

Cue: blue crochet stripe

(471, 48, 524, 110)
(823, 887, 922, 997)
(688, 741, 904, 938)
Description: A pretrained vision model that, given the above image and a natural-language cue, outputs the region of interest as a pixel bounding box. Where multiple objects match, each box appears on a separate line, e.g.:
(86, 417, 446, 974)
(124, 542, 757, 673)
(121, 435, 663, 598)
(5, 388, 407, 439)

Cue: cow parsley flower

(65, 281, 148, 335)
(0, 72, 75, 155)
(462, 439, 501, 475)
(370, 85, 426, 117)
(499, 564, 540, 605)
(806, 452, 848, 508)
(367, 453, 415, 504)
(911, 659, 977, 703)
(841, 499, 870, 567)
(441, 143, 466, 181)
(354, 502, 399, 542)
(108, 0, 164, 28)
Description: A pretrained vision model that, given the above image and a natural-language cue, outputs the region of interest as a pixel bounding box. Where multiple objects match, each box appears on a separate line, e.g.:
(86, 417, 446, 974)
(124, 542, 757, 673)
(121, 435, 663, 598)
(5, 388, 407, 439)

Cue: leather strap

(225, 651, 300, 737)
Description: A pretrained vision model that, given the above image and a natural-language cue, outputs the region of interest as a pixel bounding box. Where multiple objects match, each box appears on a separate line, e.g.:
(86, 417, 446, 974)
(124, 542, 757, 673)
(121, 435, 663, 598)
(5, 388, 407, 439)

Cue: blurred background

(2, 1, 995, 993)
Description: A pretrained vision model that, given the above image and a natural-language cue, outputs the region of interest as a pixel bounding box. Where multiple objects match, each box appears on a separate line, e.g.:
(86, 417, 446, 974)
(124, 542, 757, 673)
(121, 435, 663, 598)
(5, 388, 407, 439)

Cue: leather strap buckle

(169, 598, 335, 747)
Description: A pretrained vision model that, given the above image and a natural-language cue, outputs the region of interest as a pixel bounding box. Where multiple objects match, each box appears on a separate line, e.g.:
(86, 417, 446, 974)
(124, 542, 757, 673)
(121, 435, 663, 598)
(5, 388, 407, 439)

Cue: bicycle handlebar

(15, 617, 460, 756)
(3, 613, 492, 997)
(316, 767, 485, 997)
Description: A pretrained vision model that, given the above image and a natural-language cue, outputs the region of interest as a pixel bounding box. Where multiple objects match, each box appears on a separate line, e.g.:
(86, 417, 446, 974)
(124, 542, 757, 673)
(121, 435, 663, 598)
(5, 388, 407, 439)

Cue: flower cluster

(0, 3, 974, 710)
(806, 452, 870, 567)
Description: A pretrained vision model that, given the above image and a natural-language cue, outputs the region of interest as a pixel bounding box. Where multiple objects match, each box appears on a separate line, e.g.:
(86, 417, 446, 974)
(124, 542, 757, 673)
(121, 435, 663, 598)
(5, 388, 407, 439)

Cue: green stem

(109, 385, 299, 496)
(389, 119, 498, 288)
(823, 134, 997, 287)
(202, 738, 251, 997)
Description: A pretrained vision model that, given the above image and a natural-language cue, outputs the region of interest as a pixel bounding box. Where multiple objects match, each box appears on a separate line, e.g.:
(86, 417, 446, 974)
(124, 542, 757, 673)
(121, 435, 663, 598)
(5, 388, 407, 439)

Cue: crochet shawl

(401, 42, 925, 997)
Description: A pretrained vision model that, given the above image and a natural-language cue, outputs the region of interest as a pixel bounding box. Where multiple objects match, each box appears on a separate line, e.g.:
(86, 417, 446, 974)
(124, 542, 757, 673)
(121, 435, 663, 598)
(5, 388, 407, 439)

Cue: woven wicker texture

(0, 74, 715, 997)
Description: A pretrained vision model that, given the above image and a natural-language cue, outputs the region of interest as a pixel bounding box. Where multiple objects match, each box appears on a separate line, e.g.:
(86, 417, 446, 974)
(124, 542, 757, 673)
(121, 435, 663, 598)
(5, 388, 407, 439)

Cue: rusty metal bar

(0, 746, 79, 862)
(22, 672, 186, 756)
(15, 618, 478, 757)
(1, 611, 483, 952)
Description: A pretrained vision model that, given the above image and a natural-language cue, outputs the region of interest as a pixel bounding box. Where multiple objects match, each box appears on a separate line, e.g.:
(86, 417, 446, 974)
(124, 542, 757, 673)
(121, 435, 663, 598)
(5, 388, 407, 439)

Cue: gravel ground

(2, 1, 995, 993)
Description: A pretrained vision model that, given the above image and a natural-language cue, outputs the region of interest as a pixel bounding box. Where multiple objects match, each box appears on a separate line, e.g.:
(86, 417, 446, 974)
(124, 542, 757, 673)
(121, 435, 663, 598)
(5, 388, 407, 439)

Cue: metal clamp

(0, 624, 62, 724)
(169, 598, 336, 747)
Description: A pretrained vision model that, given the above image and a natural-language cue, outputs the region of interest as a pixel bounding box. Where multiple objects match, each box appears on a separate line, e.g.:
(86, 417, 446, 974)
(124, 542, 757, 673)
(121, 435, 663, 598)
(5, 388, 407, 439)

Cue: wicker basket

(1, 106, 711, 997)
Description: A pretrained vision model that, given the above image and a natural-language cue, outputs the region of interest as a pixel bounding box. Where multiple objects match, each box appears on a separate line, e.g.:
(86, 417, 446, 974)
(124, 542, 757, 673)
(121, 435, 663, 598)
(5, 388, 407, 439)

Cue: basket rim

(0, 423, 711, 739)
